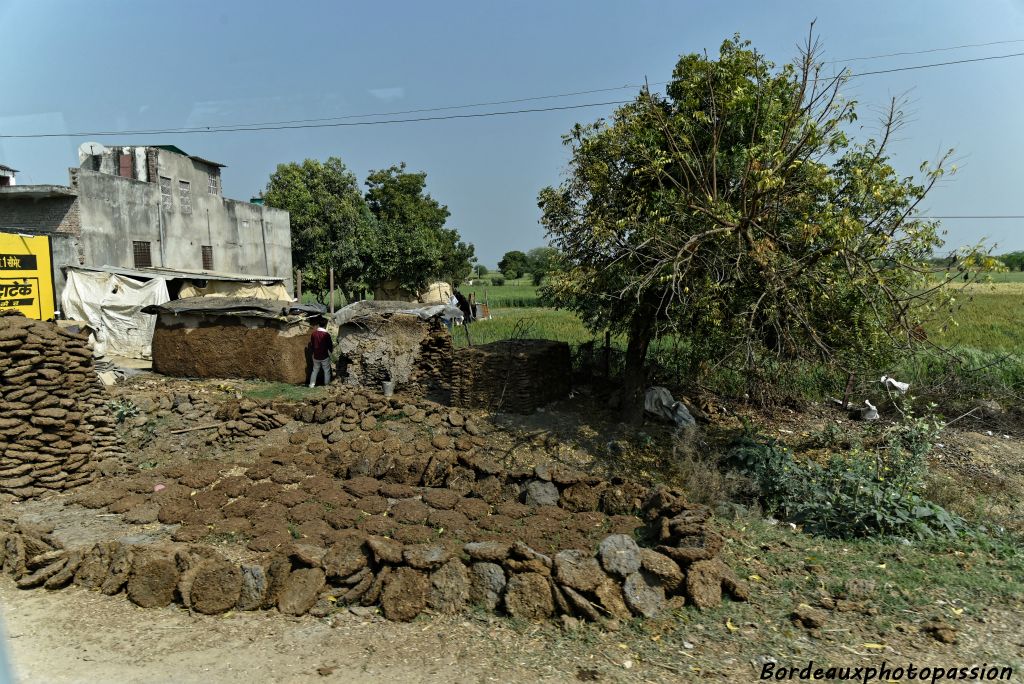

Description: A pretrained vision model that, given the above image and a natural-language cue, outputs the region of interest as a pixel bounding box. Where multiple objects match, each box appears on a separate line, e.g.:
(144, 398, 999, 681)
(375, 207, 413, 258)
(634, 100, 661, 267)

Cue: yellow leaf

(651, 635, 661, 642)
(951, 608, 963, 616)
(862, 643, 885, 650)
(726, 618, 739, 632)
(328, 596, 337, 603)
(748, 574, 763, 582)
(877, 563, 886, 569)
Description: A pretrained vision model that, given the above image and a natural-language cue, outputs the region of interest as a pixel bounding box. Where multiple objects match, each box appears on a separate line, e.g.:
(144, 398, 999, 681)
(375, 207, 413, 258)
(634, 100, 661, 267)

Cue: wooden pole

(329, 267, 335, 315)
(603, 330, 611, 380)
(296, 270, 302, 301)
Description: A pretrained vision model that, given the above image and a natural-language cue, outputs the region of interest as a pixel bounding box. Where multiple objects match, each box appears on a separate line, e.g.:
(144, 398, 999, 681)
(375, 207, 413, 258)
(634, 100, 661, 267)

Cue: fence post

(329, 267, 335, 315)
(603, 330, 611, 380)
(296, 270, 302, 301)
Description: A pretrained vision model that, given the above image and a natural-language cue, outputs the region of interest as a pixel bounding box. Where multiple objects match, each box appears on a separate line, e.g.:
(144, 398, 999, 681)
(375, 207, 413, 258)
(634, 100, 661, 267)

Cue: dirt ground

(2, 374, 1023, 683)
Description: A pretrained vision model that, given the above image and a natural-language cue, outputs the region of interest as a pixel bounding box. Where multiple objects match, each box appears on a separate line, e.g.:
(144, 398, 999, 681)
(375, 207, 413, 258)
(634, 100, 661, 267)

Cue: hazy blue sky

(3, 1, 1024, 265)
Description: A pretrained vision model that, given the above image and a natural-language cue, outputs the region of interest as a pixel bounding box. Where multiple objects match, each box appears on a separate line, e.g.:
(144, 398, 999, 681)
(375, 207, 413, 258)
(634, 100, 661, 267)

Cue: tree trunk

(619, 310, 654, 425)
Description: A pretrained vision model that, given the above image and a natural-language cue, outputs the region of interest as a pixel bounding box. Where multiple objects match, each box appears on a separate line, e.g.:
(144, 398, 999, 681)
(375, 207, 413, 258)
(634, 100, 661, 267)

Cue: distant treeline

(926, 252, 1024, 271)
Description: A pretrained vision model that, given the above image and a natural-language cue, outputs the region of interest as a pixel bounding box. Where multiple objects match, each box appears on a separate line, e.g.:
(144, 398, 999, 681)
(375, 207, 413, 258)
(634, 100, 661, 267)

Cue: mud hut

(332, 300, 453, 398)
(143, 297, 324, 383)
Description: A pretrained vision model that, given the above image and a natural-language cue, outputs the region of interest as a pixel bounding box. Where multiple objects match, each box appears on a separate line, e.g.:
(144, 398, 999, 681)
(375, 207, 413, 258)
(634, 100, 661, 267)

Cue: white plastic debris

(862, 400, 879, 421)
(880, 375, 910, 394)
(644, 386, 696, 429)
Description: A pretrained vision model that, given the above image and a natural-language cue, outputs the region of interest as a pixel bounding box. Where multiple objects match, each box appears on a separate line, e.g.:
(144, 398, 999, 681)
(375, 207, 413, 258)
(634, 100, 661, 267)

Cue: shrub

(491, 275, 506, 286)
(728, 411, 963, 539)
(107, 398, 140, 423)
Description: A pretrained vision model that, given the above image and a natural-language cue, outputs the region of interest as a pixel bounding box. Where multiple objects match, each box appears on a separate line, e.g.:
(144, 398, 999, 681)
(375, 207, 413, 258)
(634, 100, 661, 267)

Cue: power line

(829, 37, 1024, 63)
(921, 215, 1024, 219)
(0, 100, 634, 139)
(98, 83, 672, 134)
(846, 50, 1024, 77)
(4, 43, 1024, 140)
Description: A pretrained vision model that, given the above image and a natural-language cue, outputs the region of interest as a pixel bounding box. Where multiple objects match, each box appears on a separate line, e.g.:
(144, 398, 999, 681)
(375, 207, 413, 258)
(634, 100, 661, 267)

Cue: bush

(728, 410, 962, 539)
(491, 275, 506, 286)
(107, 398, 140, 423)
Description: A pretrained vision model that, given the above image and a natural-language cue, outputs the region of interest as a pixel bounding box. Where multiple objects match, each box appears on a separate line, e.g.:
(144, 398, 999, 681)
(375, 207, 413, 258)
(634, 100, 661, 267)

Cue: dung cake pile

(17, 385, 748, 623)
(335, 315, 452, 398)
(212, 399, 290, 442)
(450, 339, 571, 413)
(0, 314, 122, 499)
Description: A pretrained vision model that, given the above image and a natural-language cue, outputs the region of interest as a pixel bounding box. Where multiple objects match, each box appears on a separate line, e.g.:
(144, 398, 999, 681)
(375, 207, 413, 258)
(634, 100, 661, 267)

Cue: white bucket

(382, 381, 395, 397)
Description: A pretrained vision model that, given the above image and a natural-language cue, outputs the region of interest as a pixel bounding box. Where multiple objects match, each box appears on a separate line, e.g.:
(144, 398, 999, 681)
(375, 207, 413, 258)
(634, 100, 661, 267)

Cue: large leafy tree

(363, 163, 474, 291)
(526, 246, 560, 286)
(264, 157, 373, 303)
(498, 250, 529, 280)
(539, 33, 977, 422)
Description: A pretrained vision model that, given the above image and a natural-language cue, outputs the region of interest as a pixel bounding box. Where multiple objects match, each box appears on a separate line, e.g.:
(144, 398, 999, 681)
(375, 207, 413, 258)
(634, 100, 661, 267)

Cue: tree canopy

(263, 157, 373, 303)
(526, 246, 560, 286)
(364, 163, 474, 291)
(539, 33, 981, 421)
(498, 250, 529, 280)
(266, 159, 475, 299)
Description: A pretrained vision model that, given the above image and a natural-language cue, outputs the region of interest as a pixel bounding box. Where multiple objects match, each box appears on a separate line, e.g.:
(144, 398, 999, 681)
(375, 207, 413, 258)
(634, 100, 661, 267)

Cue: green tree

(539, 33, 981, 423)
(526, 246, 560, 286)
(264, 157, 373, 303)
(999, 251, 1024, 271)
(363, 163, 475, 292)
(476, 264, 489, 277)
(498, 250, 529, 280)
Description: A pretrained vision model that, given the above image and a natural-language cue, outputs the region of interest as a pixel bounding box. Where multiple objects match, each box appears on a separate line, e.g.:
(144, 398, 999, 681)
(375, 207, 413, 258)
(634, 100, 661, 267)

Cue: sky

(3, 0, 1024, 266)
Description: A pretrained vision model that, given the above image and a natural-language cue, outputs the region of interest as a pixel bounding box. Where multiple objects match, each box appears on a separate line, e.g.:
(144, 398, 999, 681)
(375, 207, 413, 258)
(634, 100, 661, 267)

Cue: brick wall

(0, 196, 81, 236)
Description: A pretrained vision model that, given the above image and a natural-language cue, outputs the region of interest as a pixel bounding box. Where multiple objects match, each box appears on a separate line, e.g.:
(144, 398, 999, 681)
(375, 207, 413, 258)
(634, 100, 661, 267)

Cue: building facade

(0, 145, 292, 296)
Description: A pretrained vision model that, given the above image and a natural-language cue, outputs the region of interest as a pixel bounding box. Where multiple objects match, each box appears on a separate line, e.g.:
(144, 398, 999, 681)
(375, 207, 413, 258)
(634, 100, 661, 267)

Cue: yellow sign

(0, 232, 55, 320)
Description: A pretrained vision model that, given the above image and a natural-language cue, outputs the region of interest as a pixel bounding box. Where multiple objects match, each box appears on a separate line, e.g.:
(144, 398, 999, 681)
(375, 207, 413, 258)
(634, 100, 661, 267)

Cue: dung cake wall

(451, 339, 571, 413)
(0, 314, 123, 499)
(151, 314, 310, 384)
(336, 317, 451, 396)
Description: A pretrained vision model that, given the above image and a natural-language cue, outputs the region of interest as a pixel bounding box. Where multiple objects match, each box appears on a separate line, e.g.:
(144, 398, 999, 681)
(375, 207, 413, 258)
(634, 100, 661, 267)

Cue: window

(201, 245, 214, 271)
(207, 173, 219, 195)
(132, 241, 152, 268)
(178, 180, 192, 214)
(159, 176, 173, 204)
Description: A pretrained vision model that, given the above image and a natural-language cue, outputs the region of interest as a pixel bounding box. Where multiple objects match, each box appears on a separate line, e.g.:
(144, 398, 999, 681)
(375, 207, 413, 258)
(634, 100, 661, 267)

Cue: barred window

(178, 180, 192, 214)
(201, 245, 214, 271)
(159, 176, 172, 204)
(208, 173, 219, 195)
(132, 241, 152, 269)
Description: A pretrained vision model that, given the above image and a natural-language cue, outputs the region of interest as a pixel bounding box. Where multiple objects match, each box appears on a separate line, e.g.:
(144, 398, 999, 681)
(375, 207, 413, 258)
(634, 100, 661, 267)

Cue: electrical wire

(845, 50, 1024, 77)
(4, 44, 1024, 139)
(829, 37, 1024, 63)
(0, 100, 634, 139)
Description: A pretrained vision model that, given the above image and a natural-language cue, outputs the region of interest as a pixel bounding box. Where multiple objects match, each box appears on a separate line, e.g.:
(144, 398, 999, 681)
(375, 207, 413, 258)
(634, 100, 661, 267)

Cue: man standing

(453, 288, 473, 323)
(308, 316, 334, 388)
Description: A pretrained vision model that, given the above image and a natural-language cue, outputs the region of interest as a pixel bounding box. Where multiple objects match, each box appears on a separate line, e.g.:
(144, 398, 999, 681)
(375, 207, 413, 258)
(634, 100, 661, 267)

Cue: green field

(454, 277, 1024, 399)
(927, 282, 1024, 351)
(462, 277, 542, 308)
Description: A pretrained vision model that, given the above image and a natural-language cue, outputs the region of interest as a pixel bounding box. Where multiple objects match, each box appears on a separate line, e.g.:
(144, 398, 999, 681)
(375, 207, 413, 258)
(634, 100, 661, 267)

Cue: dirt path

(0, 582, 650, 684)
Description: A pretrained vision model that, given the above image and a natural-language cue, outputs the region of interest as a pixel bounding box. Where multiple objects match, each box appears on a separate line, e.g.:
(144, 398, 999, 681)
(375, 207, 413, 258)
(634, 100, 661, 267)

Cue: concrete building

(0, 146, 292, 296)
(0, 164, 17, 187)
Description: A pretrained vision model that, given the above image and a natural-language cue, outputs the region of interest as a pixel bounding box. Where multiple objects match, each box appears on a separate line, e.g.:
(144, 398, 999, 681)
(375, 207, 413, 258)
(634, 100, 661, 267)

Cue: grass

(925, 282, 1024, 352)
(452, 278, 1024, 403)
(242, 381, 330, 402)
(463, 277, 543, 308)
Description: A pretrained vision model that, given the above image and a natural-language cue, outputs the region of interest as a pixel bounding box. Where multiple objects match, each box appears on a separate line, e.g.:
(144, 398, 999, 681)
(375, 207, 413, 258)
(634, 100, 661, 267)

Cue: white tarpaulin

(644, 386, 696, 429)
(178, 280, 290, 300)
(61, 269, 170, 359)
